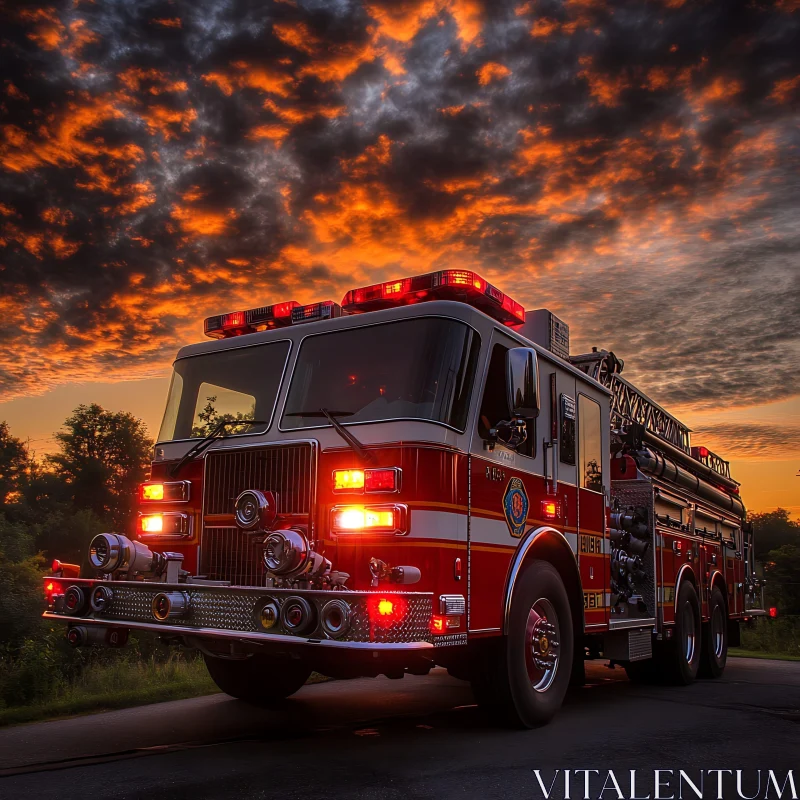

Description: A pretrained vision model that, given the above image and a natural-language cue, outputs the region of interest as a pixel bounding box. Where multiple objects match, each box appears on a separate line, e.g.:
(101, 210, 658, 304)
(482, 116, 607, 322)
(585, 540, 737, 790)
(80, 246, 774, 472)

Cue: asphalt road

(0, 657, 797, 799)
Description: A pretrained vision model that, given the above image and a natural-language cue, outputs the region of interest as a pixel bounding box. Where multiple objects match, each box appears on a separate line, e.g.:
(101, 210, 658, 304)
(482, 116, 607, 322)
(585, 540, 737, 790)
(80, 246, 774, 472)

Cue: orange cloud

(171, 205, 239, 237)
(367, 1, 440, 42)
(248, 124, 291, 144)
(477, 62, 510, 85)
(272, 21, 320, 55)
(139, 105, 197, 140)
(203, 63, 294, 97)
(118, 68, 188, 95)
(41, 208, 74, 226)
(19, 7, 66, 51)
(579, 58, 630, 107)
(698, 76, 742, 103)
(769, 74, 800, 104)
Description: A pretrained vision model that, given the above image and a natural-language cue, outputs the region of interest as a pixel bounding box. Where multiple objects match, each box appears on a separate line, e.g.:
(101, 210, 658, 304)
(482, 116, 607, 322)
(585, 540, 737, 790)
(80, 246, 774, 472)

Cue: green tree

(0, 421, 27, 506)
(763, 544, 800, 616)
(750, 509, 800, 559)
(191, 395, 255, 438)
(47, 404, 153, 530)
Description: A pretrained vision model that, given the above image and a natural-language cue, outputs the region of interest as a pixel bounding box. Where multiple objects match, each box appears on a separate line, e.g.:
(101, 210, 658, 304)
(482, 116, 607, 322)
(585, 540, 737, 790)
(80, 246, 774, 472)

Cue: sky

(0, 0, 798, 516)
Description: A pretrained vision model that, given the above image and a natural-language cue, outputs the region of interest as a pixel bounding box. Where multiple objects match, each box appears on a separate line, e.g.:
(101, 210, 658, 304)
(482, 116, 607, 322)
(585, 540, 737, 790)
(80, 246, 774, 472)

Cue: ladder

(570, 350, 692, 454)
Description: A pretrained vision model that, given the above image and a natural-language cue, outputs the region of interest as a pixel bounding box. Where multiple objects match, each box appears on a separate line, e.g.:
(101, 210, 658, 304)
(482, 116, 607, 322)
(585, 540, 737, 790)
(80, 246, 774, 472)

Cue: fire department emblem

(503, 477, 529, 538)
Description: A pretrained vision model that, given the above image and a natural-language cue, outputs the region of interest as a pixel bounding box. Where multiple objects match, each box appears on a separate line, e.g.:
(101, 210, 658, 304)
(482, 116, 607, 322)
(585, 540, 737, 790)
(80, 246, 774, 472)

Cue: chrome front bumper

(44, 578, 435, 652)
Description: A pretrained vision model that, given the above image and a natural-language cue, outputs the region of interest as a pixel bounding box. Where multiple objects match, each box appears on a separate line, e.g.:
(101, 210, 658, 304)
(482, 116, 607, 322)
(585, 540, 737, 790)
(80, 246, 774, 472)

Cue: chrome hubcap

(525, 598, 560, 692)
(711, 605, 725, 659)
(682, 602, 696, 663)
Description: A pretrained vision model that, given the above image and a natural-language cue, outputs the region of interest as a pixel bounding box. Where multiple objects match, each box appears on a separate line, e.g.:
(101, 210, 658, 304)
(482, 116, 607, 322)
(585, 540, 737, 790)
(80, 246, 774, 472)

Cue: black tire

(699, 585, 728, 679)
(203, 653, 312, 706)
(470, 560, 574, 728)
(661, 579, 702, 685)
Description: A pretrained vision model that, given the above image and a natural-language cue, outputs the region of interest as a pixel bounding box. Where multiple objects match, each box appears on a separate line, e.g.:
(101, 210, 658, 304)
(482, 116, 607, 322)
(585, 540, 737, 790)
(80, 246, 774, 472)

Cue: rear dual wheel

(624, 580, 702, 685)
(699, 586, 728, 679)
(471, 560, 573, 727)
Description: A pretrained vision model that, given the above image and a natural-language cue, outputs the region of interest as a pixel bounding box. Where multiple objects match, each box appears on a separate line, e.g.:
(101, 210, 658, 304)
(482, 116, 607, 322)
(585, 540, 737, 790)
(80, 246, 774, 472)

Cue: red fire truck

(43, 271, 766, 727)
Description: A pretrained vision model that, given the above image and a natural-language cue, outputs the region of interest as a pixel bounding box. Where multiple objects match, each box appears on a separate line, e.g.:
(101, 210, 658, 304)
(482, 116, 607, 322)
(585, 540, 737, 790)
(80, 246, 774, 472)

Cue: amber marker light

(139, 481, 190, 502)
(142, 483, 164, 501)
(333, 469, 365, 492)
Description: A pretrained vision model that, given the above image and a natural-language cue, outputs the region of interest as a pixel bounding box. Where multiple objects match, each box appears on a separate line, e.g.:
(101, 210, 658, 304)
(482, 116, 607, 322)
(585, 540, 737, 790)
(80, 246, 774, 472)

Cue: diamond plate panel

(99, 584, 433, 643)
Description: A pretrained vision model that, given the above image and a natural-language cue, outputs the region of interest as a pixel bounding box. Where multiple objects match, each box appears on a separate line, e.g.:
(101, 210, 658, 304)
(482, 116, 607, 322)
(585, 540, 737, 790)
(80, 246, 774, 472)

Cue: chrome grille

(201, 527, 266, 587)
(201, 443, 315, 585)
(204, 443, 314, 516)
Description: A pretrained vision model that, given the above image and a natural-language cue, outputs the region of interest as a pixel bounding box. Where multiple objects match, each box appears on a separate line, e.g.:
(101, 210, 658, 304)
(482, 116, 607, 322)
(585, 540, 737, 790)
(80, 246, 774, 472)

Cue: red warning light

(367, 594, 407, 626)
(342, 269, 525, 326)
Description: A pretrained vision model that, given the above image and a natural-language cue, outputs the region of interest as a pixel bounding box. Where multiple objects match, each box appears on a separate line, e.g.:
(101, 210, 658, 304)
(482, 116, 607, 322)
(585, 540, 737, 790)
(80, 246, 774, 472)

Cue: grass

(729, 648, 800, 662)
(0, 656, 219, 727)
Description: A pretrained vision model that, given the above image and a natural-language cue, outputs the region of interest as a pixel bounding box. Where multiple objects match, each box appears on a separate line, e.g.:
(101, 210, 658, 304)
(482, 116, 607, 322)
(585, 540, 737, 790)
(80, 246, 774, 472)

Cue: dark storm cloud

(0, 0, 799, 417)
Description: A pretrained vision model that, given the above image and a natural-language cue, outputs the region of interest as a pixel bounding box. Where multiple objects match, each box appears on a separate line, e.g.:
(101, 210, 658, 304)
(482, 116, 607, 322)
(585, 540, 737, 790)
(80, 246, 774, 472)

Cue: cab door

(467, 331, 545, 633)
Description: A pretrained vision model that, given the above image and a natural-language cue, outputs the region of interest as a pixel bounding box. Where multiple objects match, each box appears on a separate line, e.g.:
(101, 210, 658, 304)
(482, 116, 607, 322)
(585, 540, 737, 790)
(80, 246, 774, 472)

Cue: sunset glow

(0, 1, 798, 516)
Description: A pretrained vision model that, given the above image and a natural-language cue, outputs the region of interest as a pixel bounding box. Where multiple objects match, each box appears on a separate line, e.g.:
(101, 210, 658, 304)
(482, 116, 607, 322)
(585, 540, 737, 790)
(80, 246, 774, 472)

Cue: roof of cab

(175, 300, 610, 394)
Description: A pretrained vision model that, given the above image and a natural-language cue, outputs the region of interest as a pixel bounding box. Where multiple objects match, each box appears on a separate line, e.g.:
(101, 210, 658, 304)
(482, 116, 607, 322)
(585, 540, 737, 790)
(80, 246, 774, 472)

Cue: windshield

(282, 318, 481, 431)
(158, 341, 291, 441)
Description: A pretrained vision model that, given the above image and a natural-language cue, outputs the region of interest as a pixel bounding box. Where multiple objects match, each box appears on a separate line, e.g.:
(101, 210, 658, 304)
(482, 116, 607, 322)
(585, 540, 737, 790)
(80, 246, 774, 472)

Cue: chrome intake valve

(89, 533, 159, 575)
(263, 528, 309, 575)
(88, 533, 184, 580)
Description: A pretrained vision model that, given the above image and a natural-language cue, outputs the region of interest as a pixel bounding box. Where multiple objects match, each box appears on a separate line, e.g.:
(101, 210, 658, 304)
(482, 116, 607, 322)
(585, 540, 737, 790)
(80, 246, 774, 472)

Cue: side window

(578, 394, 603, 492)
(477, 343, 536, 458)
(559, 394, 576, 465)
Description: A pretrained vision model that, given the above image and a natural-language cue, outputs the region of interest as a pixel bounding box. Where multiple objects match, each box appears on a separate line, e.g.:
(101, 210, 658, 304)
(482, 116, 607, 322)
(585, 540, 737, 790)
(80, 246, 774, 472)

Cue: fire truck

(43, 271, 766, 727)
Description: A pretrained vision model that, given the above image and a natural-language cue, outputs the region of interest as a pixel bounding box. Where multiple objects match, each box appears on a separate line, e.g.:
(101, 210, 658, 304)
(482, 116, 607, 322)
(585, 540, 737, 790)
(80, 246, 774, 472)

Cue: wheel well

(674, 564, 697, 612)
(709, 572, 729, 617)
(510, 531, 584, 640)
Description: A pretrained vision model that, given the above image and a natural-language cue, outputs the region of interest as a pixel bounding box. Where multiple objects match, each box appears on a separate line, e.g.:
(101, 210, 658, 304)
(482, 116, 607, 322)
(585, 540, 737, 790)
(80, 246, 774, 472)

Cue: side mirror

(506, 347, 540, 419)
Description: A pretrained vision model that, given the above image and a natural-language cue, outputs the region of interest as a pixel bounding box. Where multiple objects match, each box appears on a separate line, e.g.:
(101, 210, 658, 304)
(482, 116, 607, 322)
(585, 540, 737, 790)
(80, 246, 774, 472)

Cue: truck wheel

(203, 653, 312, 706)
(471, 560, 573, 728)
(699, 586, 728, 679)
(662, 580, 702, 684)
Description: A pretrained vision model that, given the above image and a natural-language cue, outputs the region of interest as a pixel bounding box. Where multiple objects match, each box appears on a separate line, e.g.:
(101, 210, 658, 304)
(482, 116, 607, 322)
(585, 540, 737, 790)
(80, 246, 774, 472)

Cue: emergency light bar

(341, 269, 525, 325)
(204, 301, 341, 339)
(203, 270, 525, 338)
(204, 301, 299, 339)
(291, 301, 342, 324)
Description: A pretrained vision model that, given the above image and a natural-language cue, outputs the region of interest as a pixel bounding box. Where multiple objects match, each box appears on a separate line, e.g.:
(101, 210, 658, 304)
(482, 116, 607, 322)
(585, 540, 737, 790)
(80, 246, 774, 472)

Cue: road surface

(0, 657, 798, 799)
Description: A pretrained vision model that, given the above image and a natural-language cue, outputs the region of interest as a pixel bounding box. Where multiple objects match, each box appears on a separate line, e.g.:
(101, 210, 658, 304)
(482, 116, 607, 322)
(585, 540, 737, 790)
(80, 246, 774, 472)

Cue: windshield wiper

(169, 419, 268, 477)
(285, 408, 376, 465)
